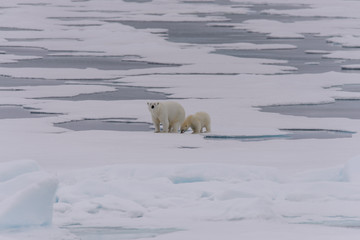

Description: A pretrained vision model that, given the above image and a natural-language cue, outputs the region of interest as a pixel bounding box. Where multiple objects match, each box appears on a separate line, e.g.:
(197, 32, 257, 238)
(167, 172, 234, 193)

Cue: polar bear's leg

(171, 122, 180, 133)
(200, 123, 206, 133)
(191, 121, 201, 134)
(152, 117, 161, 133)
(168, 122, 174, 132)
(163, 121, 169, 132)
(204, 123, 211, 133)
(161, 118, 169, 133)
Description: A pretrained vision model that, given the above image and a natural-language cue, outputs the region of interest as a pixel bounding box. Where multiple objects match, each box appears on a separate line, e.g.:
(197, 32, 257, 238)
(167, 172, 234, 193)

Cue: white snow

(51, 161, 360, 239)
(304, 62, 320, 65)
(1, 0, 360, 239)
(325, 51, 360, 60)
(327, 35, 360, 48)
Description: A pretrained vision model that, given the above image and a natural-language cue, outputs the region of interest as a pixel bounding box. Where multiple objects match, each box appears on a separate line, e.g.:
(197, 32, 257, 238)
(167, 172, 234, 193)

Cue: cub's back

(194, 112, 210, 123)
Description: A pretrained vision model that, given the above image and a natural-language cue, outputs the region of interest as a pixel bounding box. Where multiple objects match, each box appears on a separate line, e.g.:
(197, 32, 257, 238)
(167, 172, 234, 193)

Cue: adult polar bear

(147, 101, 185, 133)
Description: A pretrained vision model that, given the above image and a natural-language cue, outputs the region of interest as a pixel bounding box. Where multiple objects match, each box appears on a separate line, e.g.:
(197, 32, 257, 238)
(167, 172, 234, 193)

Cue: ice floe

(0, 160, 58, 229)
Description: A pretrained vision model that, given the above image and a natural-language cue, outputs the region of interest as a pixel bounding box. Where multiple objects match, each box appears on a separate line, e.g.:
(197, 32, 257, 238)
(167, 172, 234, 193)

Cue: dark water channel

(0, 75, 67, 87)
(38, 86, 168, 101)
(63, 226, 179, 240)
(205, 128, 355, 142)
(260, 99, 360, 120)
(55, 119, 152, 132)
(0, 105, 58, 119)
(0, 54, 178, 70)
(0, 46, 47, 57)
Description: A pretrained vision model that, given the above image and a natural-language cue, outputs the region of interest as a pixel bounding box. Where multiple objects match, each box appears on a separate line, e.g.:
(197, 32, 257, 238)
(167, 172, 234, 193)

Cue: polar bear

(147, 101, 185, 133)
(180, 112, 211, 134)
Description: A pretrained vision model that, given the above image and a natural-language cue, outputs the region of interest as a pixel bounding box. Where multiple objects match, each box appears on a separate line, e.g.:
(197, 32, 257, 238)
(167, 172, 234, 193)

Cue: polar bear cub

(147, 101, 185, 133)
(180, 112, 211, 134)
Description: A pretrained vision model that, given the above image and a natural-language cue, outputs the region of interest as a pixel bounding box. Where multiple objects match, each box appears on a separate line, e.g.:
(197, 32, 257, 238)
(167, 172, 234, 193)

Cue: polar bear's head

(180, 115, 193, 133)
(180, 123, 189, 133)
(147, 102, 160, 112)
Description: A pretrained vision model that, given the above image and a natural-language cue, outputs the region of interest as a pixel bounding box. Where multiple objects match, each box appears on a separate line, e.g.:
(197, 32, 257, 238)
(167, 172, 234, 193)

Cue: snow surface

(1, 0, 360, 239)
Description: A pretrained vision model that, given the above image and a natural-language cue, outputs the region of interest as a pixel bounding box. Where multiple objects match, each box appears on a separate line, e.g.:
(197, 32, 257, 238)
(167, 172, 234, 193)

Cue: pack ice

(0, 160, 58, 228)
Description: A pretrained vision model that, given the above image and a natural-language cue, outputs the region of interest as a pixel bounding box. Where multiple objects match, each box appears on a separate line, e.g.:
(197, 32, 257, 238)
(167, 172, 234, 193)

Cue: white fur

(147, 101, 185, 133)
(180, 112, 211, 134)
